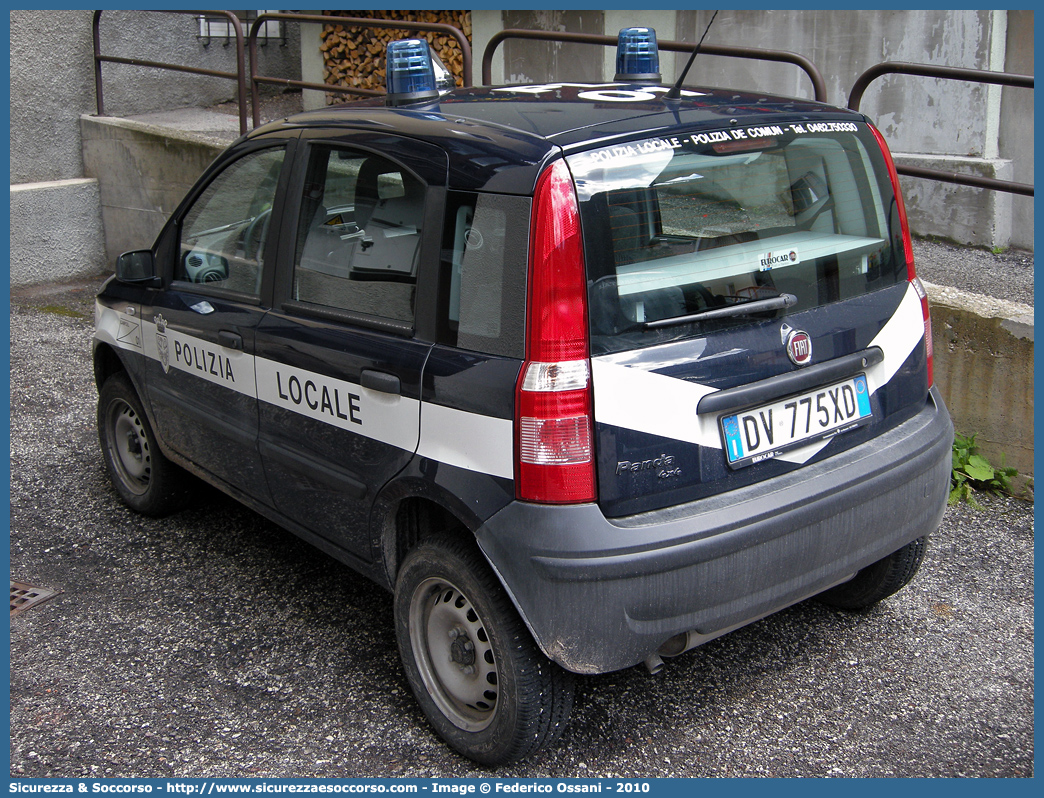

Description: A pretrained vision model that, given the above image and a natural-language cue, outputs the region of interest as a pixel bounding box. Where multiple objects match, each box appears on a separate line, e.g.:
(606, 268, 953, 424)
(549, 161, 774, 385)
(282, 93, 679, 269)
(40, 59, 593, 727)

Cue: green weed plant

(950, 432, 1019, 508)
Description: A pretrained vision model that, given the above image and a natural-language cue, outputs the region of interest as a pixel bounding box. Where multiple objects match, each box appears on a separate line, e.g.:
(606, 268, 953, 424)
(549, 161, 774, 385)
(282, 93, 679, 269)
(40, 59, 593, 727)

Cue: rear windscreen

(567, 123, 909, 354)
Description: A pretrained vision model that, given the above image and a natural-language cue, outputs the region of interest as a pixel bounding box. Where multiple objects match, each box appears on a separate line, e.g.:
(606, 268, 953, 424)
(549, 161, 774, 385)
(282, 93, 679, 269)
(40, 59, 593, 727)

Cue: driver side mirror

(115, 250, 161, 287)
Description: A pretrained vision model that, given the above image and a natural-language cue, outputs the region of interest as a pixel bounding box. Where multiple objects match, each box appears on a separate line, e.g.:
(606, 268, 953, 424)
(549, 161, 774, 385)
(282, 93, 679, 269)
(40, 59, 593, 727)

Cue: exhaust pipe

(643, 581, 859, 675)
(643, 629, 729, 674)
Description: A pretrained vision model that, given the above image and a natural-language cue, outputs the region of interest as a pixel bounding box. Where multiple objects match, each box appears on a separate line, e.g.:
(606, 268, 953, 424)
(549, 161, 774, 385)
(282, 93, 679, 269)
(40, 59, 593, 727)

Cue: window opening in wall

(197, 10, 285, 47)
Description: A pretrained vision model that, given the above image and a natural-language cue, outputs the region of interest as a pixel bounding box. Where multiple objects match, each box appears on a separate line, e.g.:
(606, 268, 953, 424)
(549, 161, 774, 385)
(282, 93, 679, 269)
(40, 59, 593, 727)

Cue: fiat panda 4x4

(94, 31, 953, 764)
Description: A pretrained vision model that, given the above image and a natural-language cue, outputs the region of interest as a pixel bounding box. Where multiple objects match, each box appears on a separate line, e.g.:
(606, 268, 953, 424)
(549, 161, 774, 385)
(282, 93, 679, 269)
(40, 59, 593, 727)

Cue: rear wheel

(97, 372, 190, 516)
(394, 536, 574, 765)
(817, 537, 927, 610)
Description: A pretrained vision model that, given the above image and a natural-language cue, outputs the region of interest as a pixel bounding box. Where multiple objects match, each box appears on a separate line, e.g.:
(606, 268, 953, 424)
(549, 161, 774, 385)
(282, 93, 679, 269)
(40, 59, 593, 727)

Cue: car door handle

(360, 369, 401, 395)
(218, 331, 243, 351)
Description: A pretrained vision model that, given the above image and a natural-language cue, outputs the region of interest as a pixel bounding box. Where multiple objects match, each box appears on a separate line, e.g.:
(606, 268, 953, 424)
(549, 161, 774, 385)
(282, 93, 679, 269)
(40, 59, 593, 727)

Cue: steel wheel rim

(108, 399, 151, 495)
(409, 576, 499, 732)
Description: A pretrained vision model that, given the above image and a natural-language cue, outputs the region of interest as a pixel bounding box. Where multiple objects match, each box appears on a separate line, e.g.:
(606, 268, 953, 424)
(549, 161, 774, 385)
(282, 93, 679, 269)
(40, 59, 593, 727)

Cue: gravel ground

(8, 276, 1034, 779)
(914, 238, 1034, 307)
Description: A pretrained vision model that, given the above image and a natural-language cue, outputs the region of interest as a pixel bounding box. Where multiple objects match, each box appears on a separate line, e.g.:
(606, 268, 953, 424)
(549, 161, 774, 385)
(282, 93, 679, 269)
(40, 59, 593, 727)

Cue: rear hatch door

(567, 120, 930, 517)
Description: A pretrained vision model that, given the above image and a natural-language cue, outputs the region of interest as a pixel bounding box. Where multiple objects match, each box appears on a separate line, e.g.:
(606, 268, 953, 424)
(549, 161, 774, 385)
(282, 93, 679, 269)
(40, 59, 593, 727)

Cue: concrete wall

(470, 9, 1033, 251)
(92, 10, 301, 117)
(10, 10, 97, 184)
(9, 10, 110, 282)
(10, 179, 107, 286)
(9, 9, 300, 285)
(500, 10, 605, 83)
(10, 10, 300, 183)
(80, 117, 225, 261)
(1001, 10, 1034, 251)
(928, 285, 1034, 482)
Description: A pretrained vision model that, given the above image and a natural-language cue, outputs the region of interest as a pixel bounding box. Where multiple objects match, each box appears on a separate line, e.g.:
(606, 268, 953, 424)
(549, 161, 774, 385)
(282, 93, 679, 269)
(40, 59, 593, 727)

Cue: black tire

(817, 537, 928, 610)
(97, 372, 190, 516)
(394, 536, 574, 765)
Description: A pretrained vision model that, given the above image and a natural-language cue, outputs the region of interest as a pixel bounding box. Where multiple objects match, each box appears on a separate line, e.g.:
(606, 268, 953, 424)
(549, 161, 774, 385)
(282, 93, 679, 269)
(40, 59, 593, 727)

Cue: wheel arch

(93, 340, 127, 392)
(372, 475, 488, 589)
(93, 342, 177, 465)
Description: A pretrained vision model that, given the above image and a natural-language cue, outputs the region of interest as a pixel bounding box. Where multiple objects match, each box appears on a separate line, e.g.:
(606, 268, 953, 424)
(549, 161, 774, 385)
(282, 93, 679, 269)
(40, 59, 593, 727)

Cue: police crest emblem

(155, 315, 170, 373)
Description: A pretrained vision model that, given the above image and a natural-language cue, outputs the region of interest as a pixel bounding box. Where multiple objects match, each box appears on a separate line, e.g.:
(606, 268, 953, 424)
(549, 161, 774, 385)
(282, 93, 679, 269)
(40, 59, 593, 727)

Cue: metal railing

(93, 11, 474, 135)
(91, 16, 1033, 201)
(481, 29, 828, 102)
(848, 62, 1033, 197)
(248, 12, 473, 128)
(93, 10, 250, 135)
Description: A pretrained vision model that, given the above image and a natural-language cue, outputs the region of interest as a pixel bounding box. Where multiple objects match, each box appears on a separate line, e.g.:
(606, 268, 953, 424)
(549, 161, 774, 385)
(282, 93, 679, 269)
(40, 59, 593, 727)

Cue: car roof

(254, 83, 865, 194)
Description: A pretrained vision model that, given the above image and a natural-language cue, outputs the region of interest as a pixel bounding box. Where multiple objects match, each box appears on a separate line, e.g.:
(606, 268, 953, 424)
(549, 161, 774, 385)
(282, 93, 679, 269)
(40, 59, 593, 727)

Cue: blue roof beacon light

(614, 27, 661, 83)
(386, 38, 441, 106)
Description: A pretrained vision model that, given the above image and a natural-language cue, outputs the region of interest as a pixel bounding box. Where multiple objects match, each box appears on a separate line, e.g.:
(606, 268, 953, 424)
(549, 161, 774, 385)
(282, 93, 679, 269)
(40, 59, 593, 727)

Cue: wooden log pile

(320, 10, 472, 104)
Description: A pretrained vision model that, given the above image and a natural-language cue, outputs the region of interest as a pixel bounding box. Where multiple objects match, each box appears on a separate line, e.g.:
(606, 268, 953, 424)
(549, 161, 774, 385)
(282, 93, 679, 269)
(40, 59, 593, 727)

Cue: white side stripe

(776, 284, 923, 463)
(592, 358, 722, 449)
(417, 403, 515, 480)
(143, 318, 257, 397)
(592, 282, 926, 465)
(863, 283, 924, 394)
(96, 303, 515, 479)
(254, 358, 420, 452)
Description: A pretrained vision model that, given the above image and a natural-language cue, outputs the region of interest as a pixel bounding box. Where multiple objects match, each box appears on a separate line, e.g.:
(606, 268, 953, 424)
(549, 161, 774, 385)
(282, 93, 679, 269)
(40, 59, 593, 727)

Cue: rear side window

(567, 123, 908, 354)
(439, 190, 530, 359)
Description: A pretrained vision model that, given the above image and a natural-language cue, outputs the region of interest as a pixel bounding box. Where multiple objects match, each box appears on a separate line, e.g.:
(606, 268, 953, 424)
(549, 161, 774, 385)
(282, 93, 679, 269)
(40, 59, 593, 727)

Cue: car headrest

(355, 159, 422, 230)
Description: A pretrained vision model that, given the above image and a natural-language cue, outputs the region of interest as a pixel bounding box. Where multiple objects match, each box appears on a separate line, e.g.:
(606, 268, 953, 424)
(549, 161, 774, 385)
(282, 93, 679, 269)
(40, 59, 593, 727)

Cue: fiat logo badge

(786, 330, 813, 366)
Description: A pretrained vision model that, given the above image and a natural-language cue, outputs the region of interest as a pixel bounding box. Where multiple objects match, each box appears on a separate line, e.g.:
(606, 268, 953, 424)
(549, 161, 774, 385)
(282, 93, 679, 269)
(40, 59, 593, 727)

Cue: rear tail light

(869, 123, 934, 388)
(911, 276, 934, 387)
(516, 160, 596, 504)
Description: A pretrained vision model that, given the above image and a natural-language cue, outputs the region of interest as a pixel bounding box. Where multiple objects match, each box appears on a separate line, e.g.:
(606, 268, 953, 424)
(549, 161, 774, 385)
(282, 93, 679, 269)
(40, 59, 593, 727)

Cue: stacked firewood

(320, 10, 472, 103)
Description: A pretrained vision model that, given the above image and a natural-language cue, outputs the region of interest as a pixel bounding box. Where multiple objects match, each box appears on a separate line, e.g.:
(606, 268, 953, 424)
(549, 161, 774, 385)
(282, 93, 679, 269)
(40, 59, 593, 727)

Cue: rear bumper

(476, 387, 953, 674)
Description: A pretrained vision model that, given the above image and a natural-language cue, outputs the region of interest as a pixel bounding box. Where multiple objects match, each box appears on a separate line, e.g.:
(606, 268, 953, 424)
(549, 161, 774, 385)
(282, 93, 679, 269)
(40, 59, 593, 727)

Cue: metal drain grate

(10, 581, 60, 617)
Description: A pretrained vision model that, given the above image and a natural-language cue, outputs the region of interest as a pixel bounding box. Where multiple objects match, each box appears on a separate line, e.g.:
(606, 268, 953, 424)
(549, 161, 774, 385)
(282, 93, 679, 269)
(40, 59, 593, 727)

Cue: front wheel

(816, 537, 928, 610)
(394, 536, 574, 765)
(97, 372, 190, 516)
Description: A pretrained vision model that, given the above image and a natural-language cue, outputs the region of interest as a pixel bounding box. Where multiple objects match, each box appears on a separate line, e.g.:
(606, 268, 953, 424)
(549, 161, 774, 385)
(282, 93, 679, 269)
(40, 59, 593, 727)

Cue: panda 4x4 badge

(783, 325, 812, 366)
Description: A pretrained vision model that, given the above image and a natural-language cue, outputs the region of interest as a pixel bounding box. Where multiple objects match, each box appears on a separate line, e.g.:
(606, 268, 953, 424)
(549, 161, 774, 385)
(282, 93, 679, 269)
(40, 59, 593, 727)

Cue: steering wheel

(242, 207, 273, 263)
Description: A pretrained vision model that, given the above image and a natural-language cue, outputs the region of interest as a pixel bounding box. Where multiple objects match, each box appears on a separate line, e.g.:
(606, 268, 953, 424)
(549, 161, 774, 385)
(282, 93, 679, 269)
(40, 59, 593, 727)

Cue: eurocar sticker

(759, 249, 800, 271)
(591, 281, 925, 465)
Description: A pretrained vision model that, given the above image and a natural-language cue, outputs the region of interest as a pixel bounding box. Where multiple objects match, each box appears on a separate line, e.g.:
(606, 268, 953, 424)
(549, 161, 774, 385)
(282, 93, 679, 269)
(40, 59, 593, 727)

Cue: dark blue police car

(94, 31, 953, 764)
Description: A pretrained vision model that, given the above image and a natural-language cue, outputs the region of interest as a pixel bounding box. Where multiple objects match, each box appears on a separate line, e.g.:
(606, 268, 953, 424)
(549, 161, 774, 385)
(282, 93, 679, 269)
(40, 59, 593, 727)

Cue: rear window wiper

(643, 293, 797, 329)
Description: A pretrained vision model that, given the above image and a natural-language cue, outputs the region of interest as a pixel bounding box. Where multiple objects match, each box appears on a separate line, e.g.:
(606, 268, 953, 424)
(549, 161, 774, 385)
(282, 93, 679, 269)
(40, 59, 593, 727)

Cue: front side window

(292, 145, 424, 323)
(178, 146, 285, 295)
(567, 123, 907, 354)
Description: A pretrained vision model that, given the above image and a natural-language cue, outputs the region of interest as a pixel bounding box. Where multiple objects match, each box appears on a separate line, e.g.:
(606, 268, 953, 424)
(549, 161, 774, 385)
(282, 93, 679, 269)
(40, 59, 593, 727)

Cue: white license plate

(720, 374, 872, 468)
